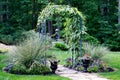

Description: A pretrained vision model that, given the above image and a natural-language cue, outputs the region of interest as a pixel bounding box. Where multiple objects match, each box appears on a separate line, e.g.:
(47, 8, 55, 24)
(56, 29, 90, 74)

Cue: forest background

(0, 0, 119, 51)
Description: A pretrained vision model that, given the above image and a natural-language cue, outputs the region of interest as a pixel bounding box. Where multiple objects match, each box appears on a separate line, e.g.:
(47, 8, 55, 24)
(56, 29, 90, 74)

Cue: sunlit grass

(100, 52, 120, 80)
(47, 47, 71, 65)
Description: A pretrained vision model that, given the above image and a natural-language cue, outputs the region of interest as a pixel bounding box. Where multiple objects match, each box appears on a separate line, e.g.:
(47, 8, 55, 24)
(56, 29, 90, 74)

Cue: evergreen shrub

(55, 42, 69, 51)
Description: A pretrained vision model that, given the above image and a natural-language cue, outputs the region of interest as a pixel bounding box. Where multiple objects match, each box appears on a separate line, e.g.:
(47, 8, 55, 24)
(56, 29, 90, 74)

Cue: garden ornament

(55, 29, 59, 41)
(82, 53, 91, 72)
(49, 60, 60, 73)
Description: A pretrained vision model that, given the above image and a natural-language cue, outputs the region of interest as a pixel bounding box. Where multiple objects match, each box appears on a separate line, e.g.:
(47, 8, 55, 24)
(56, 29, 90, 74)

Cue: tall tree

(118, 0, 120, 30)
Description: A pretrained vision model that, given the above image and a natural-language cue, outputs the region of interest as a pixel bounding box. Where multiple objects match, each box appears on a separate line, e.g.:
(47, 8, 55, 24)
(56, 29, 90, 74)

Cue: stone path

(56, 65, 109, 80)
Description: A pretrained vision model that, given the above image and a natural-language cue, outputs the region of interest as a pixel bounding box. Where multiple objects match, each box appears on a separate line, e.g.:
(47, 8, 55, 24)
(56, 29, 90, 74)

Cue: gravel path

(56, 65, 109, 80)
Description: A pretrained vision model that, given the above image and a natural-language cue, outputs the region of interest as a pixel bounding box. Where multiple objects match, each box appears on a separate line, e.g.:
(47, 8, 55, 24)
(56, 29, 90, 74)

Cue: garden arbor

(37, 5, 86, 65)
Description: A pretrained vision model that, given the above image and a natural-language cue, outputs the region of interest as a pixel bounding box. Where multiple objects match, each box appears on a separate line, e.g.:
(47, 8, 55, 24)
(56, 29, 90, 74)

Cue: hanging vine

(37, 4, 86, 53)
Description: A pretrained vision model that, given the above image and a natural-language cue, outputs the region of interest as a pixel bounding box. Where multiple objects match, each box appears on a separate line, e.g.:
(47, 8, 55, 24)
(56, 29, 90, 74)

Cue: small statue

(49, 60, 60, 73)
(55, 29, 59, 41)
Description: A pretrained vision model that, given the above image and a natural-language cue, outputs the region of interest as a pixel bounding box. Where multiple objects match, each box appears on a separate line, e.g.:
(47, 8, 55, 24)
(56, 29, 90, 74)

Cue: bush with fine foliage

(83, 34, 100, 45)
(8, 31, 52, 74)
(83, 43, 110, 60)
(55, 42, 69, 51)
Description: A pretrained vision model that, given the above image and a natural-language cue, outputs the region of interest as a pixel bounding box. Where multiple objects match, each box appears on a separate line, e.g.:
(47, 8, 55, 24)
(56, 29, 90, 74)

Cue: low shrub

(0, 30, 37, 45)
(7, 31, 52, 74)
(64, 58, 73, 68)
(28, 61, 50, 74)
(83, 34, 100, 45)
(83, 43, 110, 60)
(55, 42, 69, 51)
(10, 62, 27, 74)
(88, 65, 99, 72)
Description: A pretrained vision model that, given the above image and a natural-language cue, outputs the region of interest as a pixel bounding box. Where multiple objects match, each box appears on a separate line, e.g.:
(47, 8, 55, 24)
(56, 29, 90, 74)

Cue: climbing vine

(37, 5, 86, 52)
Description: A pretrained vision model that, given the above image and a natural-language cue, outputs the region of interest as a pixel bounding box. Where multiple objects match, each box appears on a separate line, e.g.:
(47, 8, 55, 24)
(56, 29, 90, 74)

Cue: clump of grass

(7, 31, 52, 74)
(83, 43, 110, 60)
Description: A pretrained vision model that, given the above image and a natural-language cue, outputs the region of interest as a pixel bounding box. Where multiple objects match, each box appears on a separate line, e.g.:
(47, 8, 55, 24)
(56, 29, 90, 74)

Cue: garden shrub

(10, 62, 27, 74)
(64, 43, 112, 73)
(83, 34, 100, 45)
(64, 58, 73, 68)
(8, 31, 52, 74)
(83, 43, 109, 60)
(87, 65, 99, 72)
(28, 61, 50, 74)
(0, 30, 36, 45)
(54, 42, 69, 51)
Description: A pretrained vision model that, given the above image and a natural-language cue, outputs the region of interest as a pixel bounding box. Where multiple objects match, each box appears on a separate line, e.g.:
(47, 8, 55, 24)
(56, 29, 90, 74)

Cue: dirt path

(56, 65, 109, 80)
(0, 43, 15, 52)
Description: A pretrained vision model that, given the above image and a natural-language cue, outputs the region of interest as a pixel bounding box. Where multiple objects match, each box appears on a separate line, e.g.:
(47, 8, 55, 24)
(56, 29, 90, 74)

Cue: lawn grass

(0, 54, 70, 80)
(100, 52, 120, 80)
(47, 47, 71, 65)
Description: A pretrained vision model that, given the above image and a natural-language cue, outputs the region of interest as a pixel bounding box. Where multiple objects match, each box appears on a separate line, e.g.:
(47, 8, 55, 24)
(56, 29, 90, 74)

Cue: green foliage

(54, 0, 119, 51)
(28, 61, 50, 74)
(83, 43, 109, 60)
(88, 65, 99, 73)
(83, 34, 100, 45)
(0, 30, 36, 45)
(37, 4, 86, 53)
(76, 66, 84, 71)
(10, 62, 27, 74)
(104, 31, 120, 51)
(1, 0, 119, 51)
(8, 31, 51, 74)
(64, 58, 72, 68)
(54, 42, 69, 51)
